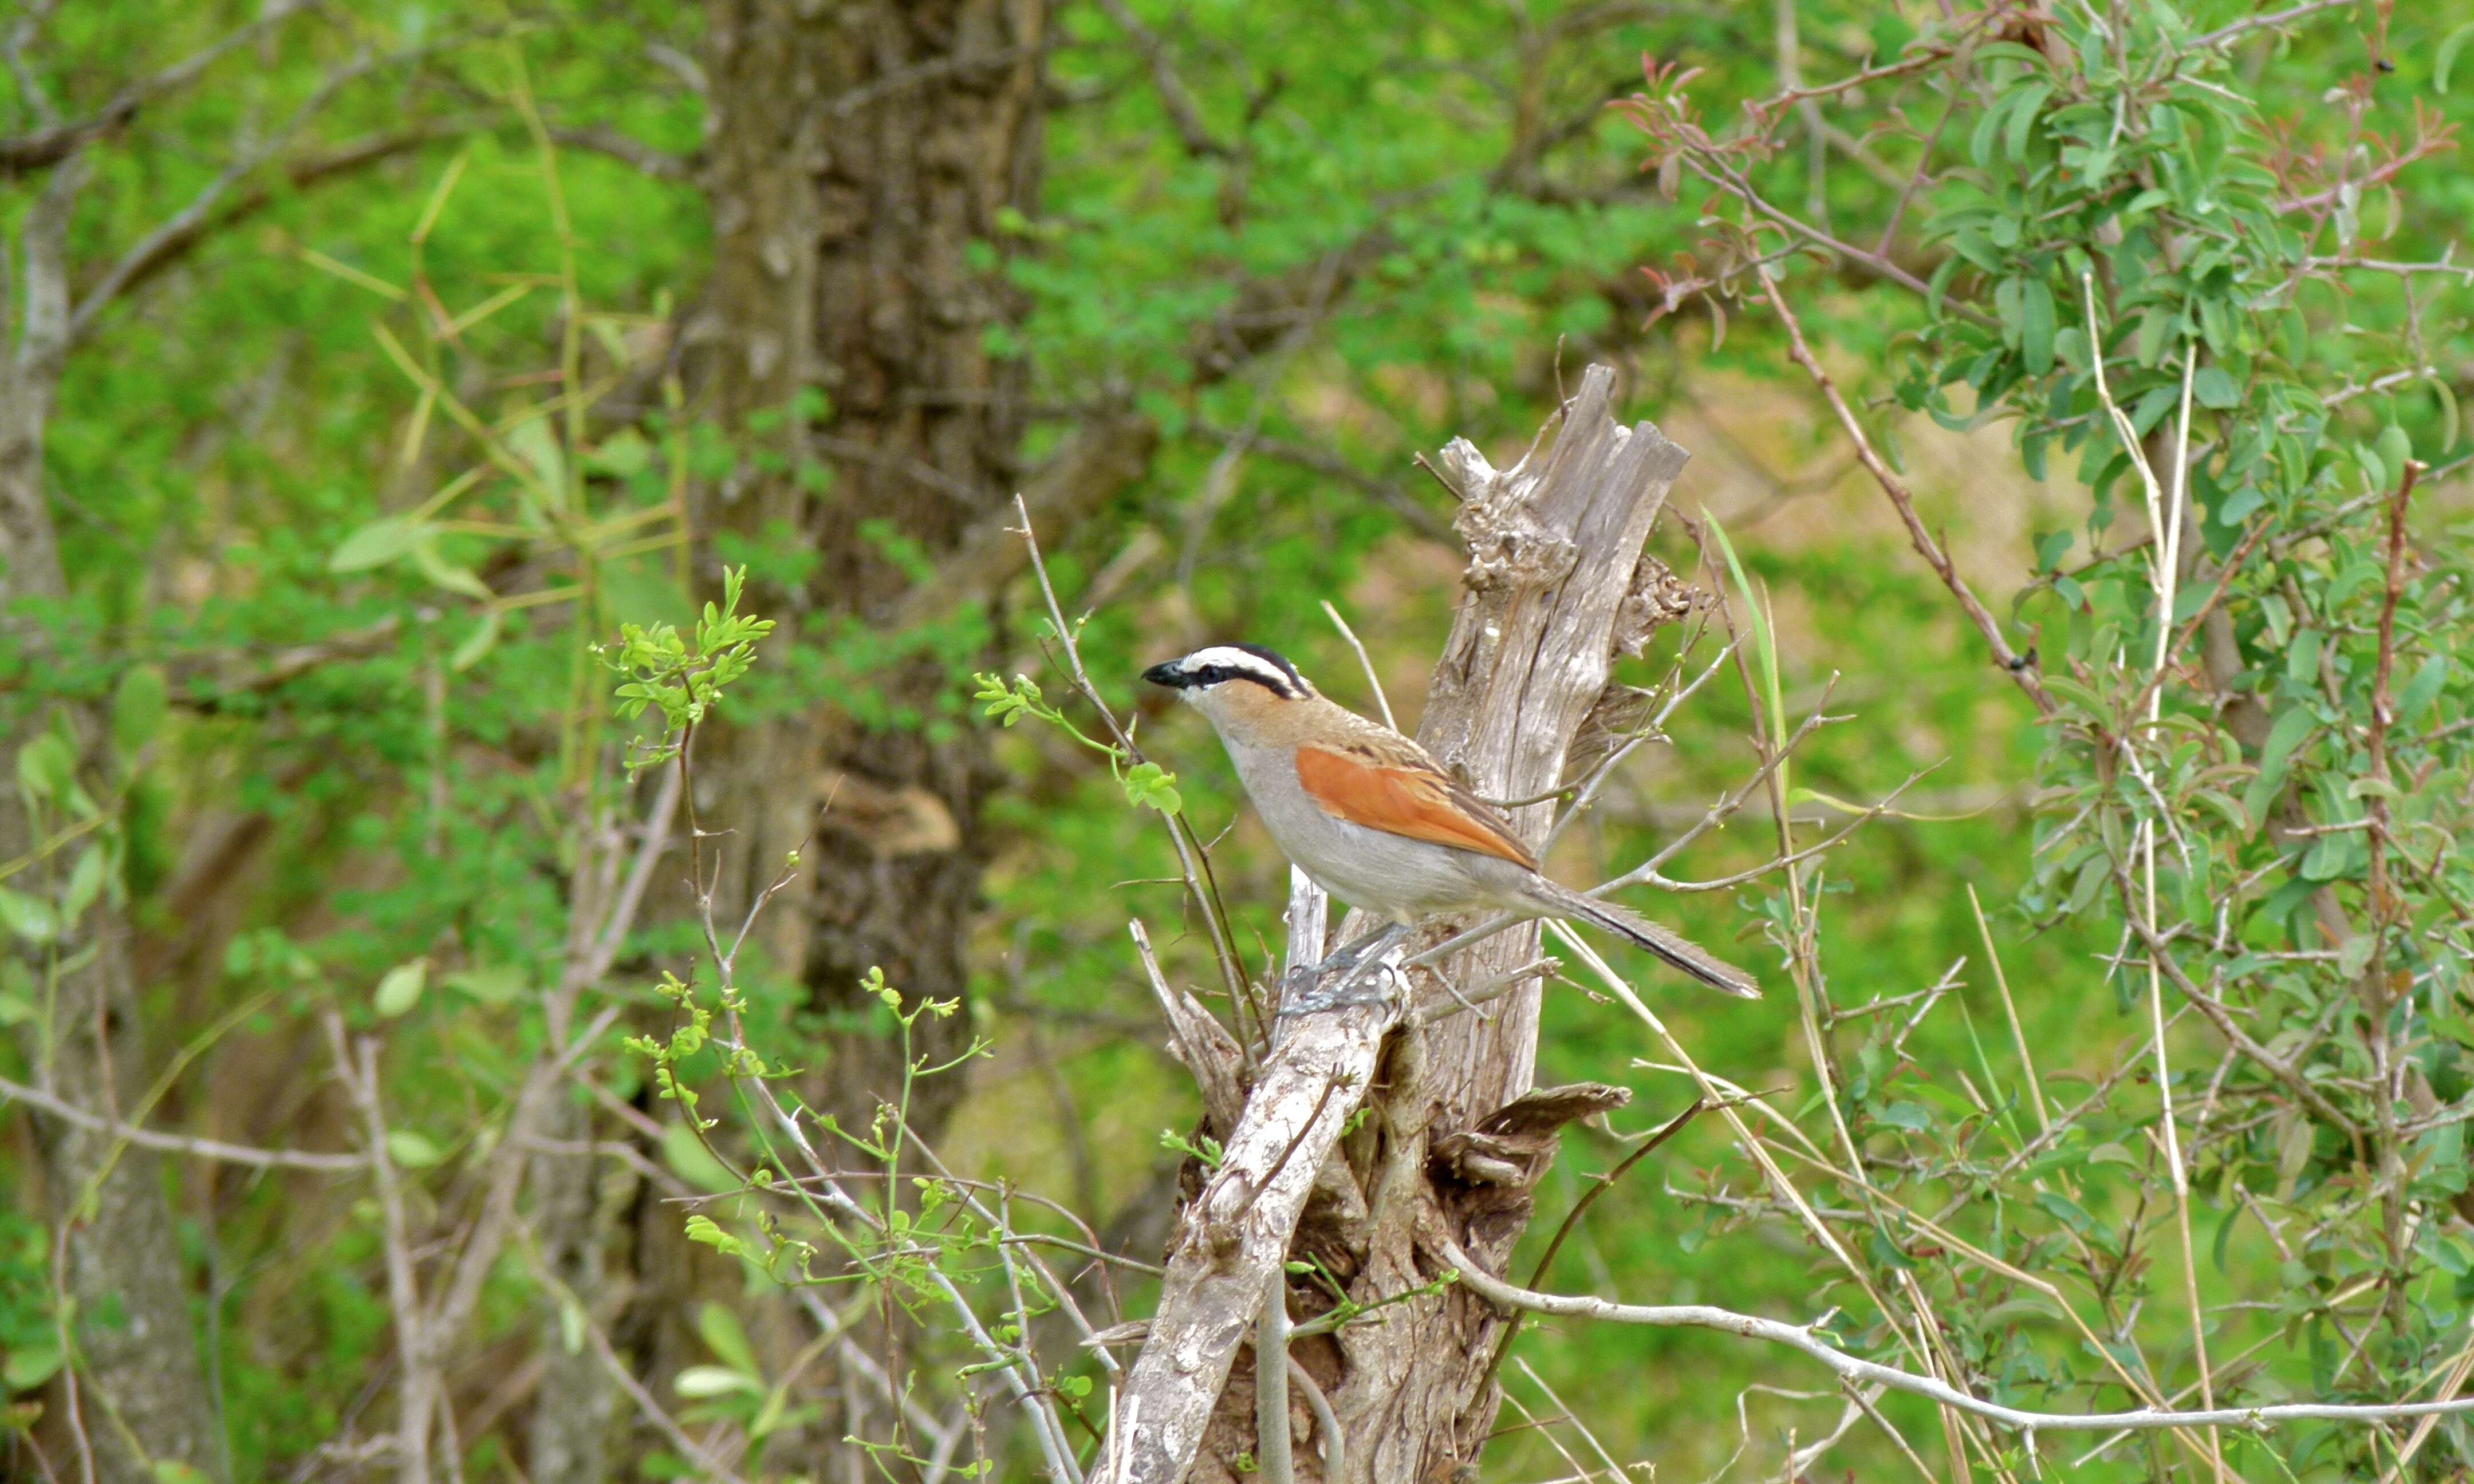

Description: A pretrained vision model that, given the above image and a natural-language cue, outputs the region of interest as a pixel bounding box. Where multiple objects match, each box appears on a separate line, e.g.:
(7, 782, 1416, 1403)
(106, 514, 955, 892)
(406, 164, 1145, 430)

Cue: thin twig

(1320, 599, 1396, 731)
(1756, 271, 2053, 714)
(1474, 1097, 1709, 1399)
(1437, 1236, 2474, 1435)
(0, 1075, 364, 1170)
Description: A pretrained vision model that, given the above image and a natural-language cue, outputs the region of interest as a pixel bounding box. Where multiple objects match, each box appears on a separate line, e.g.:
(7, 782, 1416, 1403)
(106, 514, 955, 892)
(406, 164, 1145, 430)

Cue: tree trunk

(669, 5, 1153, 1475)
(2, 163, 227, 1484)
(1104, 367, 1693, 1483)
(695, 0, 1051, 1140)
(526, 1095, 615, 1484)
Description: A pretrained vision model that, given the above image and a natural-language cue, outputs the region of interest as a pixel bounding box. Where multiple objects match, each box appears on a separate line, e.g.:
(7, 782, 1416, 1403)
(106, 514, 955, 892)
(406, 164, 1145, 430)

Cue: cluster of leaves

(1611, 1, 2474, 1475)
(607, 565, 777, 767)
(976, 670, 1183, 816)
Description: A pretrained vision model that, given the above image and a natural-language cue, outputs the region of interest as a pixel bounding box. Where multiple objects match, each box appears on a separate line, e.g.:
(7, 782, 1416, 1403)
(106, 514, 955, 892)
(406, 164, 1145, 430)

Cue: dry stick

(1435, 1234, 2474, 1435)
(1086, 988, 1391, 1484)
(1513, 1357, 1632, 1481)
(1898, 1268, 1985, 1484)
(1598, 938, 2236, 1466)
(1412, 696, 1842, 972)
(2362, 456, 2428, 1352)
(1543, 923, 1918, 1365)
(1845, 1379, 1949, 1483)
(1473, 1096, 1709, 1401)
(2086, 281, 2220, 1481)
(1755, 270, 2054, 717)
(1244, 863, 1325, 1484)
(2188, 0, 2365, 49)
(0, 1075, 365, 1170)
(325, 1015, 434, 1484)
(2382, 1320, 2474, 1481)
(737, 1074, 1083, 1481)
(1253, 1271, 1295, 1484)
(1966, 886, 2050, 1136)
(2365, 459, 2425, 926)
(526, 1249, 754, 1484)
(1320, 599, 1396, 731)
(1013, 494, 1260, 1045)
(1494, 1388, 1600, 1483)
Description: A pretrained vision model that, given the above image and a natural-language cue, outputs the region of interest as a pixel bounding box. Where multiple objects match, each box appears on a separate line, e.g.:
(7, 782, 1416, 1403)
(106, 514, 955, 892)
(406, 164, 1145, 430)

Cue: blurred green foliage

(3, 0, 2472, 1479)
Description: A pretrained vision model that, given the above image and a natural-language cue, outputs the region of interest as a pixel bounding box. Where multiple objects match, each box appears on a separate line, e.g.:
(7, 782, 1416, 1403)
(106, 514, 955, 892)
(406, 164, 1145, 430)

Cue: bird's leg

(1279, 922, 1412, 1017)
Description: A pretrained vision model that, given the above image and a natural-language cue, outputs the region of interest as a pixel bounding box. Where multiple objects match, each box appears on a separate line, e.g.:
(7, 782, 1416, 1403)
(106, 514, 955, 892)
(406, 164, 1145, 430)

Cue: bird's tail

(1522, 880, 1760, 1000)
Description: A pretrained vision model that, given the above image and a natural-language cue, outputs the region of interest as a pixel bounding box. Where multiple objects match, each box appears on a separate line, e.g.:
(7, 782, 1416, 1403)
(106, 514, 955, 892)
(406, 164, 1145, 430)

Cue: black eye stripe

(1188, 662, 1291, 696)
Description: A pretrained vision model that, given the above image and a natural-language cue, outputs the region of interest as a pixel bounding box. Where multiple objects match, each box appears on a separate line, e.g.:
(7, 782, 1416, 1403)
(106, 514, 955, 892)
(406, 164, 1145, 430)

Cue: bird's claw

(1277, 925, 1411, 1017)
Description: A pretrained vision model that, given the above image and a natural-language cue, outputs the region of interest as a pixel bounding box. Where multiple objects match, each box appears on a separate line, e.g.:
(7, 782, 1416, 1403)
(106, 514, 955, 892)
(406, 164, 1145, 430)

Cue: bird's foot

(1277, 925, 1411, 1017)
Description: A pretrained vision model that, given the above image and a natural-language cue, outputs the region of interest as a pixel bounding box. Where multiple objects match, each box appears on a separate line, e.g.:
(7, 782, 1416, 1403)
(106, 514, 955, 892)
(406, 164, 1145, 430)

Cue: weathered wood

(1100, 908, 1401, 1483)
(1109, 366, 1693, 1483)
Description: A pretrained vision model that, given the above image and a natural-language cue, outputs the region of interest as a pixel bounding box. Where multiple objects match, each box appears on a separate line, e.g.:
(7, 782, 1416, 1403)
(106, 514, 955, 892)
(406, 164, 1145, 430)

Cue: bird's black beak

(1141, 660, 1188, 689)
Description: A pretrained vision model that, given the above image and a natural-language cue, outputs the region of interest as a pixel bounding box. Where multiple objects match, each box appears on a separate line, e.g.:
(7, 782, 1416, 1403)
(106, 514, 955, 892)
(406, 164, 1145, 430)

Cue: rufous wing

(1294, 745, 1537, 869)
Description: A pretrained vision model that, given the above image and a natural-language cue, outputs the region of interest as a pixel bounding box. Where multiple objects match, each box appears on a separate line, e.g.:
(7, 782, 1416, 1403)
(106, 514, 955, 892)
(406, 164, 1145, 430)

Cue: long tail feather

(1524, 881, 1760, 999)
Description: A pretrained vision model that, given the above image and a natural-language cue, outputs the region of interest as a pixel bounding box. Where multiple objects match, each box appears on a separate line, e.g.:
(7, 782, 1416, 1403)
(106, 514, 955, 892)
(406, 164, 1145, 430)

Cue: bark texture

(658, 3, 1153, 1473)
(2, 162, 227, 1483)
(696, 0, 1101, 1135)
(1105, 368, 1693, 1483)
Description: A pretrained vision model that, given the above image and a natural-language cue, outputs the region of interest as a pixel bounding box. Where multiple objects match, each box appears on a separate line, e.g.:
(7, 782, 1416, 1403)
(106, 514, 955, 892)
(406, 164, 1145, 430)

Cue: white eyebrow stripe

(1180, 647, 1301, 695)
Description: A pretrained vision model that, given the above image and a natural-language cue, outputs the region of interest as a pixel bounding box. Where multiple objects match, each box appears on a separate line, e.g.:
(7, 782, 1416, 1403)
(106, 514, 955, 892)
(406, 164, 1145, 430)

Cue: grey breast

(1220, 737, 1495, 917)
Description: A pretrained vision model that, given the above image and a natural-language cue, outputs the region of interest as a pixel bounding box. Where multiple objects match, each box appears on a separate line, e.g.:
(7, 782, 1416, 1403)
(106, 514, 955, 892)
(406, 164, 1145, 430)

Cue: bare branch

(1092, 0, 1237, 160)
(1756, 270, 2054, 714)
(0, 1075, 364, 1171)
(0, 0, 312, 176)
(545, 124, 694, 183)
(69, 40, 445, 344)
(1438, 1234, 2474, 1435)
(2190, 0, 2363, 52)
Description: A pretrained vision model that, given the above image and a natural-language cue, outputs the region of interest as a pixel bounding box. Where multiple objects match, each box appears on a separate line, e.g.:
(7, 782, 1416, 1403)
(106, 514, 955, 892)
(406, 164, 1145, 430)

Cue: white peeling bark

(1099, 957, 1401, 1483)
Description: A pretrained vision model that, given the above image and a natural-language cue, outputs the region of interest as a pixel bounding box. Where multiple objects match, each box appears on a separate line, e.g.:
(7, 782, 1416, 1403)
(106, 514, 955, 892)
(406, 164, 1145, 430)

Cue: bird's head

(1141, 644, 1317, 725)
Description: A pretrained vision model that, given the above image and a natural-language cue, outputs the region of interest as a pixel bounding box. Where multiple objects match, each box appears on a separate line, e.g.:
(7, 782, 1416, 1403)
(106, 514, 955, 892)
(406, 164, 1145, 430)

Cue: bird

(1141, 642, 1758, 1001)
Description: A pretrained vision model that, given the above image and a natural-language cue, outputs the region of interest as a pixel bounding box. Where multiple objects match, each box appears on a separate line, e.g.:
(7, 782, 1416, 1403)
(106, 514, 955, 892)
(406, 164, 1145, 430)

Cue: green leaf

(17, 732, 76, 803)
(2242, 707, 2315, 826)
(2375, 424, 2413, 485)
(2300, 833, 2352, 882)
(2397, 653, 2450, 726)
(2019, 278, 2056, 375)
(698, 1301, 761, 1376)
(444, 964, 526, 1005)
(411, 534, 493, 601)
(2191, 366, 2239, 409)
(329, 516, 428, 573)
(507, 416, 569, 511)
(2034, 1189, 2101, 1237)
(5, 1344, 62, 1391)
(2438, 22, 2474, 92)
(2003, 81, 2051, 160)
(386, 1130, 444, 1168)
(682, 1214, 746, 1257)
(0, 887, 58, 944)
(663, 1123, 741, 1194)
(60, 844, 106, 929)
(373, 958, 428, 1018)
(450, 610, 503, 672)
(675, 1364, 763, 1399)
(1877, 1101, 1933, 1132)
(111, 664, 170, 760)
(1121, 760, 1183, 815)
(587, 428, 653, 477)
